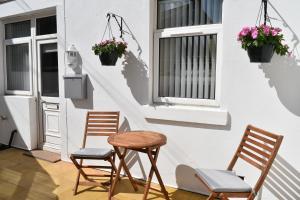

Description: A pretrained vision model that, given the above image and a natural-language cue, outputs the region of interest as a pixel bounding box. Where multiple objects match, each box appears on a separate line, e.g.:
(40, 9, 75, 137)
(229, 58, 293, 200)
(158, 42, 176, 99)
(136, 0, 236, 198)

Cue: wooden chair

(195, 125, 283, 200)
(70, 111, 119, 195)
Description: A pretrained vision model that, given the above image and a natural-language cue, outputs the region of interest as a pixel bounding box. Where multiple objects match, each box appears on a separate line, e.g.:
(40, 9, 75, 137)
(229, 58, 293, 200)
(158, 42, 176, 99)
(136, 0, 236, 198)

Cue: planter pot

(99, 50, 118, 66)
(247, 44, 274, 63)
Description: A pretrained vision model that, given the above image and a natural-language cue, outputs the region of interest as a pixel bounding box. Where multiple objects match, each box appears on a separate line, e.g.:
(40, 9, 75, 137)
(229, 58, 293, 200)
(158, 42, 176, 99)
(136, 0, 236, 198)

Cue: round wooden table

(108, 131, 169, 200)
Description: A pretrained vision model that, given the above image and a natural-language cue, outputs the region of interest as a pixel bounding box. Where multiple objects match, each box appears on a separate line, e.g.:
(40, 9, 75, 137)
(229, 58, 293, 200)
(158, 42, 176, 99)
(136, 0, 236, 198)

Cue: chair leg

(70, 156, 89, 180)
(207, 193, 217, 200)
(219, 193, 229, 200)
(247, 193, 255, 200)
(70, 157, 87, 195)
(74, 170, 81, 195)
(108, 157, 116, 184)
(71, 157, 83, 195)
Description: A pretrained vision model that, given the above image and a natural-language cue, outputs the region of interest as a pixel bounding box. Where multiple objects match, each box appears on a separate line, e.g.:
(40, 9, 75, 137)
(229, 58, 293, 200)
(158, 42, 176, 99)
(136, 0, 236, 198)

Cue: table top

(108, 131, 167, 149)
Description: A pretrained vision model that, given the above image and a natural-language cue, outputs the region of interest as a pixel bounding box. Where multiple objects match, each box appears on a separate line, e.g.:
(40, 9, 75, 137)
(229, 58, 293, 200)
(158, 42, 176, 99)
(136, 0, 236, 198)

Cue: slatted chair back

(227, 125, 283, 196)
(82, 111, 120, 148)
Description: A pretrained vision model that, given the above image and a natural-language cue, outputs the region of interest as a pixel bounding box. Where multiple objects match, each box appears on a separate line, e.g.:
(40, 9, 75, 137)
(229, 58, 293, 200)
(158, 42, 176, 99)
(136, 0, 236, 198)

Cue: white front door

(37, 39, 60, 152)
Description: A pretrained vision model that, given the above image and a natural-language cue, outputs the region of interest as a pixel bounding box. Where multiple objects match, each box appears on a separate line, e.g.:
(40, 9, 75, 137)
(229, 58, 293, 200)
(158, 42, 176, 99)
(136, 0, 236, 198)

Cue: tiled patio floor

(0, 149, 206, 200)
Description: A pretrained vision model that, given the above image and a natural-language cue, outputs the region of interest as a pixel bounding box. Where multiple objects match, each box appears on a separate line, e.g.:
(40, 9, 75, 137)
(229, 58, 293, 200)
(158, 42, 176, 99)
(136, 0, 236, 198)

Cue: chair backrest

(82, 111, 120, 148)
(227, 125, 283, 195)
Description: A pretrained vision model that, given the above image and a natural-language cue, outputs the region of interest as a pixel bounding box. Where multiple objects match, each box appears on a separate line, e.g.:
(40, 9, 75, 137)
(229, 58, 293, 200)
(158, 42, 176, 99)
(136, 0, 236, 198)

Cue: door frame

(36, 38, 60, 150)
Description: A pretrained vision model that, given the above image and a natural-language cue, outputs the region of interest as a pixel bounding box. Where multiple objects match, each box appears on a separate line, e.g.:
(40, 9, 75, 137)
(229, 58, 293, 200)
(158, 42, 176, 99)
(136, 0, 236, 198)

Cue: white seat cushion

(195, 168, 252, 193)
(71, 148, 113, 159)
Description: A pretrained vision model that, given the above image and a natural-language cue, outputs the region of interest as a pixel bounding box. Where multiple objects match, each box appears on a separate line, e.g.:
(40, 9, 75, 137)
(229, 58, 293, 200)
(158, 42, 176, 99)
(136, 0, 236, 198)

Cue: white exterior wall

(0, 96, 37, 149)
(0, 0, 299, 199)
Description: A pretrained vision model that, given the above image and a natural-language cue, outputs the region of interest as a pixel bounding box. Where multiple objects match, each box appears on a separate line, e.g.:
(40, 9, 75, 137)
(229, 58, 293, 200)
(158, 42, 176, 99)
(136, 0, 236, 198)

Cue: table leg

(146, 148, 170, 200)
(143, 148, 160, 200)
(109, 147, 139, 200)
(109, 148, 125, 200)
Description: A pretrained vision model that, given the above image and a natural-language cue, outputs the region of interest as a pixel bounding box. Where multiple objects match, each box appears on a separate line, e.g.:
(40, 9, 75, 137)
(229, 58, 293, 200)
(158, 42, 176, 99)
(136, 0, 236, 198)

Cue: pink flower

(274, 27, 282, 32)
(251, 27, 258, 39)
(263, 26, 270, 36)
(240, 27, 251, 36)
(271, 29, 278, 36)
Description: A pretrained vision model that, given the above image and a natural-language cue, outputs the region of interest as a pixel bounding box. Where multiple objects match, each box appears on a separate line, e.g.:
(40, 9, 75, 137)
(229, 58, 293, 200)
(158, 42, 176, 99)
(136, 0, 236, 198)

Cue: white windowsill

(143, 104, 228, 125)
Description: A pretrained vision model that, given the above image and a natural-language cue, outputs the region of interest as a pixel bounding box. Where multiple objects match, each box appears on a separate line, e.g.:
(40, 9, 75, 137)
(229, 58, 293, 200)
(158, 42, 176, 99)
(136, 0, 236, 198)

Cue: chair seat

(71, 148, 113, 159)
(195, 168, 252, 193)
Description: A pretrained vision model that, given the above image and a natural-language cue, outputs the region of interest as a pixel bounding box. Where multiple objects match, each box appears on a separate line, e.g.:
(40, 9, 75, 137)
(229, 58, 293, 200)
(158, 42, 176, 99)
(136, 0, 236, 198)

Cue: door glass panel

(36, 16, 57, 35)
(6, 43, 30, 91)
(40, 43, 59, 97)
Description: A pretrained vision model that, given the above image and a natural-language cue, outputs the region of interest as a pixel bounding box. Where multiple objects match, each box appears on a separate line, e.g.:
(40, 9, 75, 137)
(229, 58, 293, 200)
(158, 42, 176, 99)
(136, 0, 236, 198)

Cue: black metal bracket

(106, 12, 124, 38)
(262, 0, 268, 25)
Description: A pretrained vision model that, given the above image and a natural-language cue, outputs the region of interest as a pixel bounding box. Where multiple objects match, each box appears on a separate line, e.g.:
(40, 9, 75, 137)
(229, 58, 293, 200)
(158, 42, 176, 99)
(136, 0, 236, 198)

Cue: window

(6, 43, 30, 91)
(5, 20, 31, 39)
(4, 16, 57, 95)
(4, 20, 32, 94)
(36, 16, 57, 35)
(154, 0, 223, 106)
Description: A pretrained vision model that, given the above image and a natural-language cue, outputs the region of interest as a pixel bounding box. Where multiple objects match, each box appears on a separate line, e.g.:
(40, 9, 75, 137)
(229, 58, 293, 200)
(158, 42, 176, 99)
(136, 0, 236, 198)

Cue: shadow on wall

(119, 117, 130, 132)
(146, 112, 232, 131)
(259, 55, 300, 116)
(122, 51, 149, 105)
(269, 2, 299, 53)
(56, 13, 149, 129)
(264, 154, 300, 200)
(71, 49, 83, 74)
(172, 164, 209, 198)
(259, 2, 300, 116)
(15, 0, 31, 12)
(71, 75, 94, 110)
(120, 117, 147, 180)
(70, 50, 95, 109)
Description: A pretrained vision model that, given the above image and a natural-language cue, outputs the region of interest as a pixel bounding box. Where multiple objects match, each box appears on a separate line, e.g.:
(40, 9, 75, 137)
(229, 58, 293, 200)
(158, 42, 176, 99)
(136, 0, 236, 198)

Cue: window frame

(4, 37, 33, 95)
(2, 13, 57, 95)
(153, 0, 223, 107)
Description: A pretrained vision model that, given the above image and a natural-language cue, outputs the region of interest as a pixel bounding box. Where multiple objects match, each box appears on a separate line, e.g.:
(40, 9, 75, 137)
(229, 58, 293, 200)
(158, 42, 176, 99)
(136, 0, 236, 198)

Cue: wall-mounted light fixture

(66, 44, 78, 69)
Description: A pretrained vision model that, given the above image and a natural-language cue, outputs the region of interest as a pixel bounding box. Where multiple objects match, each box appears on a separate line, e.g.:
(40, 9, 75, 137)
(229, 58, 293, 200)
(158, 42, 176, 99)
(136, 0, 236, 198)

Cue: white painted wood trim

(152, 0, 223, 107)
(143, 104, 228, 125)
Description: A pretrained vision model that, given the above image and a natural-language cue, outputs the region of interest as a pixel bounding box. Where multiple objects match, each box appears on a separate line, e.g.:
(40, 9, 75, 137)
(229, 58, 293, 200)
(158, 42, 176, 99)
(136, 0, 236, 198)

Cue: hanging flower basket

(92, 39, 127, 66)
(99, 49, 119, 66)
(238, 25, 290, 63)
(247, 44, 274, 63)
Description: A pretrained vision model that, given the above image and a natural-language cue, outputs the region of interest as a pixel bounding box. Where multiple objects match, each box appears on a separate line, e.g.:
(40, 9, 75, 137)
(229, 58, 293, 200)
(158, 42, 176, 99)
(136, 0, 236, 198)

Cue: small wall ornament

(237, 0, 290, 63)
(67, 44, 79, 68)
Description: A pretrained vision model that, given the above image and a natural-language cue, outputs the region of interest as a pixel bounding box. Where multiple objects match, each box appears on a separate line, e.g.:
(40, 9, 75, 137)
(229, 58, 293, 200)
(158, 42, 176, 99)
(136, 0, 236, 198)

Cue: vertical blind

(157, 0, 222, 29)
(6, 44, 30, 91)
(5, 20, 31, 39)
(157, 0, 222, 100)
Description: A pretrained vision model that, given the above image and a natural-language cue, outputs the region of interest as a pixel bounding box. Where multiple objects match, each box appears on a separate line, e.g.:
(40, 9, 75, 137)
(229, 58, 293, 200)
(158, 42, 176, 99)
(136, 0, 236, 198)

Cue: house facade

(0, 0, 299, 199)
